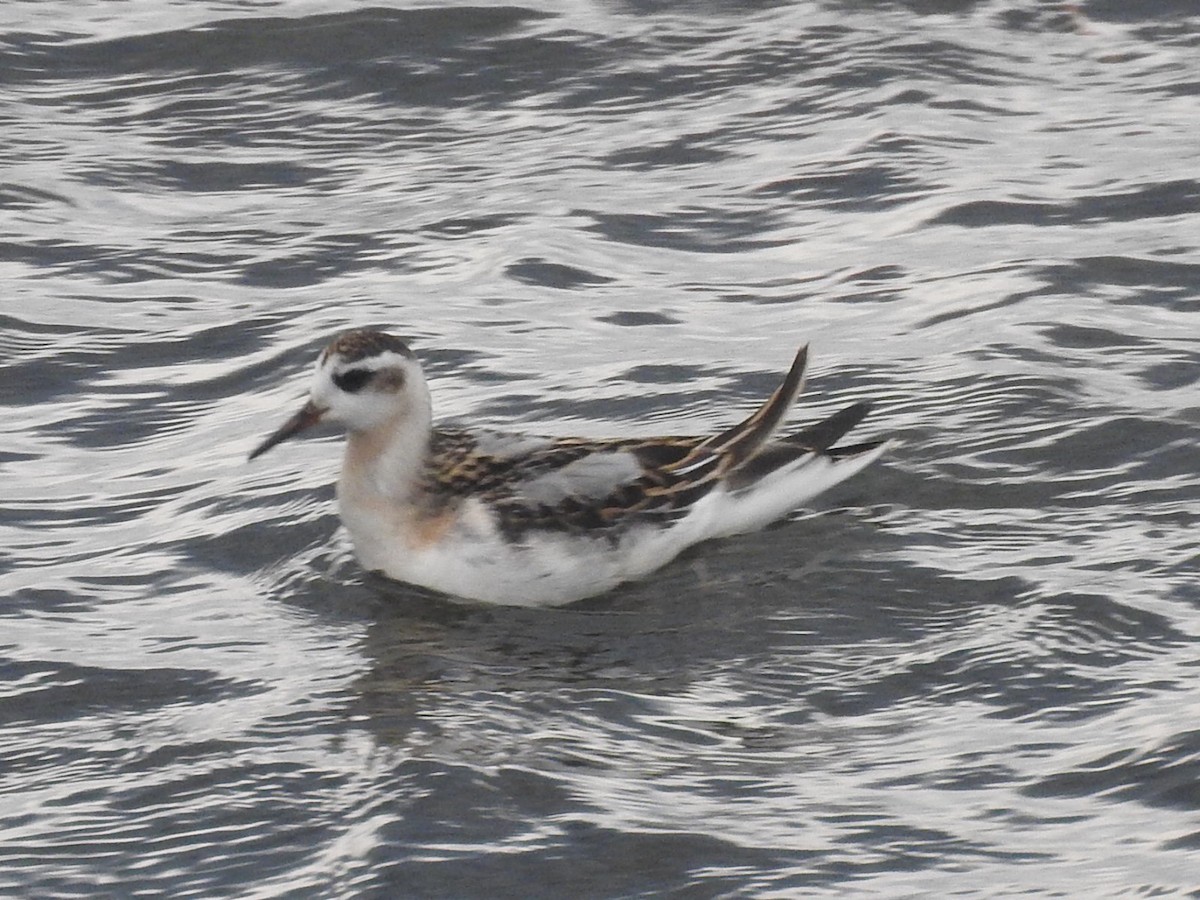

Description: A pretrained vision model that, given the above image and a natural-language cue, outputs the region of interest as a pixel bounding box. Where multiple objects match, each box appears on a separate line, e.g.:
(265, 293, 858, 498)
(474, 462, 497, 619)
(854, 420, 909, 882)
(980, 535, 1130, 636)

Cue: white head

(249, 329, 430, 460)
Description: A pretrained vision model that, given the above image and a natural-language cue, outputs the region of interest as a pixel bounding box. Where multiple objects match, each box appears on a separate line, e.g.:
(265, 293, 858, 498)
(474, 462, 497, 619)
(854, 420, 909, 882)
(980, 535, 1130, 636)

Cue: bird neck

(340, 408, 432, 503)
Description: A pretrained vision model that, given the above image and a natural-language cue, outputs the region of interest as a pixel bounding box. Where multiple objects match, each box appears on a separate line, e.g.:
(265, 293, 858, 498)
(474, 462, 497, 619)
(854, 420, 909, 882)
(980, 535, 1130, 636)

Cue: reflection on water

(2, 1, 1199, 895)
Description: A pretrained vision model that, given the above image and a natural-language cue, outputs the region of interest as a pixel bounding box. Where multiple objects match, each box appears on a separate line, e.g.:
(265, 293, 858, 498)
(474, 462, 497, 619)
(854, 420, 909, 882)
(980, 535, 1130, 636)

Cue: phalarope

(250, 329, 887, 606)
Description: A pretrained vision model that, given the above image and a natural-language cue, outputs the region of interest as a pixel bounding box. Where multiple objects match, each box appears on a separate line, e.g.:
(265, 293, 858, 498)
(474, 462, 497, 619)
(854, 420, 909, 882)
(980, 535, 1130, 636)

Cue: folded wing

(426, 345, 880, 536)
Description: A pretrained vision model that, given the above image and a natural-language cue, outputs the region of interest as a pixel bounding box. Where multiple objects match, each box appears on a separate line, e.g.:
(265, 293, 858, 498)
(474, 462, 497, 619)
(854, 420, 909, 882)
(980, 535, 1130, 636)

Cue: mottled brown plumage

(323, 330, 415, 365)
(418, 430, 711, 538)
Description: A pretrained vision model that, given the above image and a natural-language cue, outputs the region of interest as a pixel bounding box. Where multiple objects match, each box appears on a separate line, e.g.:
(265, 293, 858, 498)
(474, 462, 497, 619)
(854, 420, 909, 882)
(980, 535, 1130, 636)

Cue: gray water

(3, 1, 1199, 896)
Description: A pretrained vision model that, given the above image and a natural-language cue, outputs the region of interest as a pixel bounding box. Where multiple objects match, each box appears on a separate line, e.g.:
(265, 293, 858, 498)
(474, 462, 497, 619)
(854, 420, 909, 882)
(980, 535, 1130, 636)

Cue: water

(2, 0, 1198, 895)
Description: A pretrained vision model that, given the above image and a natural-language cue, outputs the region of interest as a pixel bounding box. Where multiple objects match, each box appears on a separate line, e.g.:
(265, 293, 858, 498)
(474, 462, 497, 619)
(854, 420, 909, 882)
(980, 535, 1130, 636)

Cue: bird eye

(333, 368, 372, 393)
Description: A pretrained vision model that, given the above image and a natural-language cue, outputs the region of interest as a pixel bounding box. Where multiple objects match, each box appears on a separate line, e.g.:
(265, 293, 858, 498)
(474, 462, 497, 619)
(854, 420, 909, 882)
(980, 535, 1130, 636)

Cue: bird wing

(422, 345, 876, 535)
(424, 428, 711, 532)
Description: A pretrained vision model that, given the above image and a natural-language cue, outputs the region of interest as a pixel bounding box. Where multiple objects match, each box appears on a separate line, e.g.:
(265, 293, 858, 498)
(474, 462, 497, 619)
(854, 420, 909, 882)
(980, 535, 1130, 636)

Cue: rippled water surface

(3, 0, 1199, 895)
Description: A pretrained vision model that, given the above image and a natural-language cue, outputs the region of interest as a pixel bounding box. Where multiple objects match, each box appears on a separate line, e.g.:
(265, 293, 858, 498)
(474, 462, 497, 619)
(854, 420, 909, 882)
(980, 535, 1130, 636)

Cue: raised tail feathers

(664, 344, 809, 479)
(648, 346, 884, 519)
(726, 400, 882, 491)
(787, 400, 871, 451)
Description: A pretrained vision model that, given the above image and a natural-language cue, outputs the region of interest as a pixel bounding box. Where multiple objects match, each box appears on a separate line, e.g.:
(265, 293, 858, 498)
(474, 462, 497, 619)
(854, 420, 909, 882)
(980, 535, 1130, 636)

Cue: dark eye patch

(332, 368, 373, 393)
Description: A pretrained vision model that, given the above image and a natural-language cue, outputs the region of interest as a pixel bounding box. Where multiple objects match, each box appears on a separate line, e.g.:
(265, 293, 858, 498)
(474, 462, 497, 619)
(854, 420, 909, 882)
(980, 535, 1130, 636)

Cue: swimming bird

(249, 329, 887, 606)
